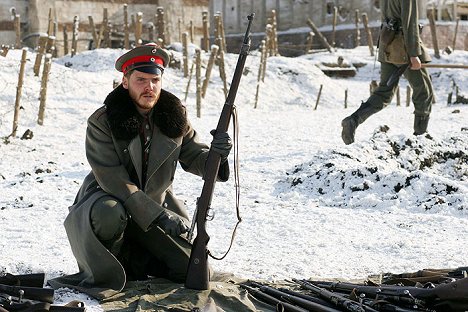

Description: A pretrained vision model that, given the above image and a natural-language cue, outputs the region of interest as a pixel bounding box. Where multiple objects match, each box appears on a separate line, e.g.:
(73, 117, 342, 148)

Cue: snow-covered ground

(0, 42, 466, 310)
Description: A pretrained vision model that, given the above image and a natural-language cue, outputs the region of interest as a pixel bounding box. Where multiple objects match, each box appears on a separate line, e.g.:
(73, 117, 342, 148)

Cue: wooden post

(63, 25, 69, 55)
(406, 85, 412, 107)
(216, 37, 228, 99)
(202, 11, 209, 52)
(195, 48, 201, 118)
(38, 54, 52, 125)
(47, 8, 54, 36)
(189, 20, 194, 43)
(45, 35, 56, 56)
(123, 4, 130, 49)
(314, 84, 323, 110)
(213, 13, 220, 46)
(396, 85, 401, 106)
(135, 12, 143, 46)
(178, 18, 182, 43)
(14, 14, 21, 49)
(344, 88, 348, 109)
(331, 6, 338, 48)
(184, 56, 196, 102)
(306, 19, 333, 53)
(88, 16, 98, 49)
(148, 22, 155, 42)
(201, 44, 219, 98)
(102, 8, 111, 48)
(452, 17, 460, 50)
(33, 35, 48, 76)
(12, 48, 27, 137)
(428, 7, 440, 58)
(1, 45, 9, 57)
(362, 13, 374, 56)
(71, 15, 79, 57)
(354, 9, 361, 48)
(254, 40, 266, 109)
(156, 7, 166, 46)
(270, 10, 279, 55)
(306, 31, 315, 53)
(182, 32, 189, 77)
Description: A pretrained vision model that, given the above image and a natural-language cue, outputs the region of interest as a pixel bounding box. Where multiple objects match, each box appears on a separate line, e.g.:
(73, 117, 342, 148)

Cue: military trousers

(90, 195, 192, 282)
(368, 61, 434, 117)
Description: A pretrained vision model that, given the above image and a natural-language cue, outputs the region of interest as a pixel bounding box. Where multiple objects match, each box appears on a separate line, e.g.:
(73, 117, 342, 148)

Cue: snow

(0, 42, 467, 310)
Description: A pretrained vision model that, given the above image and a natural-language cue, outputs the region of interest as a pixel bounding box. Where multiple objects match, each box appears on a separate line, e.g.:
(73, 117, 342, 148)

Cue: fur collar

(104, 85, 188, 140)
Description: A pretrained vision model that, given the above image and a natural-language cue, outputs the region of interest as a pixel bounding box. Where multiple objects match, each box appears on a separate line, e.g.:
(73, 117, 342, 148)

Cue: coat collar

(103, 85, 188, 140)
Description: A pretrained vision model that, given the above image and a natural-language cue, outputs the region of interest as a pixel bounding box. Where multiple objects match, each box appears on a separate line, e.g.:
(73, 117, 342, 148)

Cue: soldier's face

(123, 70, 162, 114)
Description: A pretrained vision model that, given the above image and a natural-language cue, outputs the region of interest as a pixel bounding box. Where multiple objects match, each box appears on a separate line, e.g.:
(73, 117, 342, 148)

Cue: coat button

(163, 202, 168, 208)
(123, 148, 128, 153)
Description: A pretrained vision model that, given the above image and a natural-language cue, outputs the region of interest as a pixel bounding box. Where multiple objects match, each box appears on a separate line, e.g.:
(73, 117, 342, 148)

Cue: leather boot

(413, 115, 429, 135)
(341, 115, 358, 145)
(341, 101, 380, 144)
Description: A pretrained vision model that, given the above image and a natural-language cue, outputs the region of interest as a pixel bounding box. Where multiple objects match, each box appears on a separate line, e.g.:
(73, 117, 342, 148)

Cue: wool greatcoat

(48, 85, 229, 299)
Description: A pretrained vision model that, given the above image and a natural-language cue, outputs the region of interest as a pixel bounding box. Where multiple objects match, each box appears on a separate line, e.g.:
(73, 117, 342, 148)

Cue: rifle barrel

(0, 284, 54, 303)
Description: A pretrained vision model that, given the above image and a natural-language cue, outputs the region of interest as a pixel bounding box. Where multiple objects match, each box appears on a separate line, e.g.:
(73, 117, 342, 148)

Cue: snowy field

(0, 42, 467, 310)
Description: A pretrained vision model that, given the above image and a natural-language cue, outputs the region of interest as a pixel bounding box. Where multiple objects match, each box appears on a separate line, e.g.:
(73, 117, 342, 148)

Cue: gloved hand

(210, 130, 232, 163)
(156, 210, 189, 236)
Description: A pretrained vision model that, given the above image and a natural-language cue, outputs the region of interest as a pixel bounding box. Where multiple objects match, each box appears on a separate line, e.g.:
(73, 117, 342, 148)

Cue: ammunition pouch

(383, 32, 408, 64)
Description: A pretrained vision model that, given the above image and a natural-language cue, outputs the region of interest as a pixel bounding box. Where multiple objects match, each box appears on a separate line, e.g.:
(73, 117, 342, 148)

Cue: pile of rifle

(0, 273, 85, 312)
(241, 267, 468, 312)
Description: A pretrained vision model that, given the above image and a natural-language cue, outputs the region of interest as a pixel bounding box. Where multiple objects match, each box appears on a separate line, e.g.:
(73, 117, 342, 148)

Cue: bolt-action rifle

(293, 279, 380, 312)
(184, 13, 254, 290)
(306, 278, 468, 311)
(0, 284, 54, 304)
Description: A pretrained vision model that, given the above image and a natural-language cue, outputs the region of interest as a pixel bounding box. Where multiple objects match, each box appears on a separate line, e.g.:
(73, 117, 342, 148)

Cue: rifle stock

(184, 13, 254, 290)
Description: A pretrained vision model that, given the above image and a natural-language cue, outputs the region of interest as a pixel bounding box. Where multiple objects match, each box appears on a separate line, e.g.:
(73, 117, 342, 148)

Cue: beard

(128, 87, 160, 113)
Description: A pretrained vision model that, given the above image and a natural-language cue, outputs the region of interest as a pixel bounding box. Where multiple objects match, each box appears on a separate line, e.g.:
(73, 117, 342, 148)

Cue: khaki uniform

(49, 86, 229, 299)
(342, 0, 435, 144)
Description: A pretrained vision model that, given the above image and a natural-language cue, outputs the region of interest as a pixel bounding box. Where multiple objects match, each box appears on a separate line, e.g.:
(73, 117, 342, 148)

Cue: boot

(341, 115, 358, 145)
(341, 101, 380, 144)
(413, 115, 429, 135)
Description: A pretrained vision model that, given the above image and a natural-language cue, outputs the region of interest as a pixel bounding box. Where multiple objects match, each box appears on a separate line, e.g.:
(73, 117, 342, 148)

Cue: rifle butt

(185, 235, 210, 290)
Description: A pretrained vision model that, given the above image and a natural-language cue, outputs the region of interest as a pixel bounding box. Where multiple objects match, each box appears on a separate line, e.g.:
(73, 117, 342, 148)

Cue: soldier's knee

(90, 195, 127, 241)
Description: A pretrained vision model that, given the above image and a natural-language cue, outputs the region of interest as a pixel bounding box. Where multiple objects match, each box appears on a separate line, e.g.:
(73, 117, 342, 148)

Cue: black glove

(210, 130, 232, 163)
(156, 210, 189, 236)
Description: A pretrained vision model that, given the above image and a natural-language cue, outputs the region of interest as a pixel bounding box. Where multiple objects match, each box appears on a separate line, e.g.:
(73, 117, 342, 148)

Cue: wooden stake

(314, 84, 323, 110)
(202, 44, 219, 98)
(202, 11, 209, 52)
(156, 7, 166, 46)
(396, 85, 401, 106)
(184, 56, 196, 102)
(331, 6, 338, 48)
(428, 7, 440, 58)
(88, 16, 98, 49)
(344, 89, 348, 109)
(182, 32, 189, 77)
(12, 48, 27, 137)
(14, 14, 21, 49)
(148, 22, 155, 42)
(189, 20, 194, 43)
(306, 31, 315, 53)
(307, 19, 333, 53)
(71, 15, 79, 57)
(195, 48, 202, 118)
(63, 25, 69, 55)
(452, 17, 460, 51)
(33, 35, 48, 76)
(123, 4, 130, 49)
(38, 54, 52, 125)
(135, 12, 143, 46)
(354, 9, 361, 48)
(216, 37, 228, 99)
(362, 13, 374, 56)
(254, 41, 266, 109)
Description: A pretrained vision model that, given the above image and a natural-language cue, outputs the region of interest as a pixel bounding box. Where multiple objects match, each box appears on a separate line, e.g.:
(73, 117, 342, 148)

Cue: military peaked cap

(115, 43, 170, 75)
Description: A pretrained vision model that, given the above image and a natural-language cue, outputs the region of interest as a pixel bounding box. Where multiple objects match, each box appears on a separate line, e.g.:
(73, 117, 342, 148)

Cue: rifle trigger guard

(207, 208, 215, 221)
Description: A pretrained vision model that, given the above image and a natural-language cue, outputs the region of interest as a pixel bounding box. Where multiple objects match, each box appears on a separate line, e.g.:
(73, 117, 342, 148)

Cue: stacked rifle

(0, 273, 85, 312)
(240, 267, 468, 312)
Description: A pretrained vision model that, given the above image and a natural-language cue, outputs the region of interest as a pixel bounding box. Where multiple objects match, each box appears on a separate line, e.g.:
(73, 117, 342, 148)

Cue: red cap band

(122, 55, 164, 74)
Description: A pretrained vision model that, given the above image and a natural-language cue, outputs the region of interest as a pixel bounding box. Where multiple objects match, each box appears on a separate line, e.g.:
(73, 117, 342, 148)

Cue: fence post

(34, 35, 48, 76)
(71, 15, 79, 57)
(182, 32, 189, 77)
(354, 9, 361, 48)
(314, 84, 323, 110)
(362, 13, 374, 56)
(12, 48, 28, 137)
(428, 7, 440, 58)
(38, 54, 52, 125)
(123, 4, 130, 49)
(202, 11, 209, 52)
(202, 44, 219, 98)
(195, 49, 202, 118)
